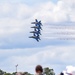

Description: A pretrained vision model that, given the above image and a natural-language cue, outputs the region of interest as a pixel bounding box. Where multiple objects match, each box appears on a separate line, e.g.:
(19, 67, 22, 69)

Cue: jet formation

(29, 19, 43, 42)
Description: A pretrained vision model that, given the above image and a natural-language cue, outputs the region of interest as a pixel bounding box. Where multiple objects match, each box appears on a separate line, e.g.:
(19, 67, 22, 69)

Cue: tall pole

(15, 64, 18, 73)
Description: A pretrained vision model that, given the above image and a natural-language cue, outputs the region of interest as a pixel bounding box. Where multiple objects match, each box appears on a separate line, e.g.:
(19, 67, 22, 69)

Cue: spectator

(35, 65, 43, 75)
(60, 72, 64, 75)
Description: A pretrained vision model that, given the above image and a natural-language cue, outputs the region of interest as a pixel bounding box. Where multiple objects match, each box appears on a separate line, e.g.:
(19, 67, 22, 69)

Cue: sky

(0, 0, 75, 74)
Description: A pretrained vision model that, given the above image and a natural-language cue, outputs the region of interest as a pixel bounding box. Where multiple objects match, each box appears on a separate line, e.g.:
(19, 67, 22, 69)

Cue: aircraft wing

(30, 31, 41, 35)
(31, 22, 37, 24)
(30, 31, 38, 33)
(29, 35, 40, 42)
(31, 26, 39, 28)
(29, 36, 36, 38)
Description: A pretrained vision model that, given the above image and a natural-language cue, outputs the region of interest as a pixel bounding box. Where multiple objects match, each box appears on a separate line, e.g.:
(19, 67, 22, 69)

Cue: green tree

(22, 72, 33, 75)
(4, 73, 12, 75)
(12, 72, 16, 75)
(0, 69, 6, 75)
(43, 67, 55, 75)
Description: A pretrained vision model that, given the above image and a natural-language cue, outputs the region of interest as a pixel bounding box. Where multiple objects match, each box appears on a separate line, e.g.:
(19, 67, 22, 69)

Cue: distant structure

(29, 19, 43, 42)
(15, 64, 18, 73)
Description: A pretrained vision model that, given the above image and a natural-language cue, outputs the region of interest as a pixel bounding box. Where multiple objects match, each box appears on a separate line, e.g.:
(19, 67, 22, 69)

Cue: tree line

(0, 67, 55, 75)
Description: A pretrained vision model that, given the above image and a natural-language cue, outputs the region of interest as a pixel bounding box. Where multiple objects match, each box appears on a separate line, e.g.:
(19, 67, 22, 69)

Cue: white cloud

(63, 66, 75, 75)
(0, 0, 75, 74)
(16, 4, 33, 19)
(33, 0, 75, 23)
(0, 0, 75, 47)
(0, 46, 75, 74)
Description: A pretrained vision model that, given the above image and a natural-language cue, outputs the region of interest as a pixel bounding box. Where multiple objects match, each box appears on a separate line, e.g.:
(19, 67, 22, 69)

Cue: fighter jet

(29, 33, 41, 42)
(30, 27, 41, 35)
(31, 19, 42, 30)
(29, 19, 42, 42)
(31, 19, 38, 24)
(31, 19, 42, 26)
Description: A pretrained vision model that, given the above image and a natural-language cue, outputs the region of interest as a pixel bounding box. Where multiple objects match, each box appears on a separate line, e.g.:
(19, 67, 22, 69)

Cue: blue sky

(0, 0, 58, 4)
(0, 0, 75, 74)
